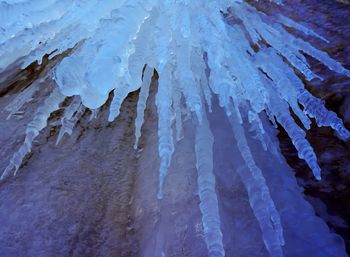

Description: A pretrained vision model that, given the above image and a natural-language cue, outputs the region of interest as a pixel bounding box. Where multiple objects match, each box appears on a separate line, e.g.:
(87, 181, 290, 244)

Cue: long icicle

(156, 66, 174, 199)
(56, 96, 85, 145)
(1, 87, 65, 179)
(227, 104, 285, 257)
(134, 65, 154, 149)
(195, 110, 225, 257)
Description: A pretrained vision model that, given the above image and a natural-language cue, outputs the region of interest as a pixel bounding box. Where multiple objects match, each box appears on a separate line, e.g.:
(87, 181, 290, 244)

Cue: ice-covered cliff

(0, 0, 350, 256)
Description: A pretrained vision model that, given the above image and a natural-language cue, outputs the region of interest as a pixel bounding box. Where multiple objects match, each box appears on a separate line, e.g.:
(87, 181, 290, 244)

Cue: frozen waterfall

(0, 0, 349, 256)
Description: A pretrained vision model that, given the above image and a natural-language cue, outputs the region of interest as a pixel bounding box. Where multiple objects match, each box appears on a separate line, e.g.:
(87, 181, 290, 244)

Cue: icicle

(89, 108, 99, 121)
(172, 87, 184, 142)
(128, 9, 156, 87)
(191, 48, 212, 112)
(260, 113, 284, 163)
(237, 164, 284, 257)
(200, 75, 212, 113)
(194, 111, 225, 257)
(56, 97, 85, 145)
(254, 49, 312, 130)
(255, 48, 350, 140)
(239, 11, 319, 82)
(1, 88, 65, 179)
(292, 39, 350, 78)
(269, 95, 322, 180)
(298, 91, 350, 140)
(266, 109, 278, 128)
(234, 3, 350, 80)
(277, 14, 329, 43)
(108, 81, 132, 122)
(156, 67, 174, 200)
(174, 33, 203, 123)
(248, 111, 268, 151)
(227, 105, 285, 257)
(134, 65, 153, 149)
(4, 79, 42, 120)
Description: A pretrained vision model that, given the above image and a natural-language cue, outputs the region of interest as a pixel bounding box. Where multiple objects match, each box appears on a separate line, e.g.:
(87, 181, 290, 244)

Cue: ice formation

(1, 0, 350, 256)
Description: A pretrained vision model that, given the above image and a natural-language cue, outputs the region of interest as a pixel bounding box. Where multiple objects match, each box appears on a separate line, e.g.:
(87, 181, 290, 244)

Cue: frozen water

(0, 1, 349, 256)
